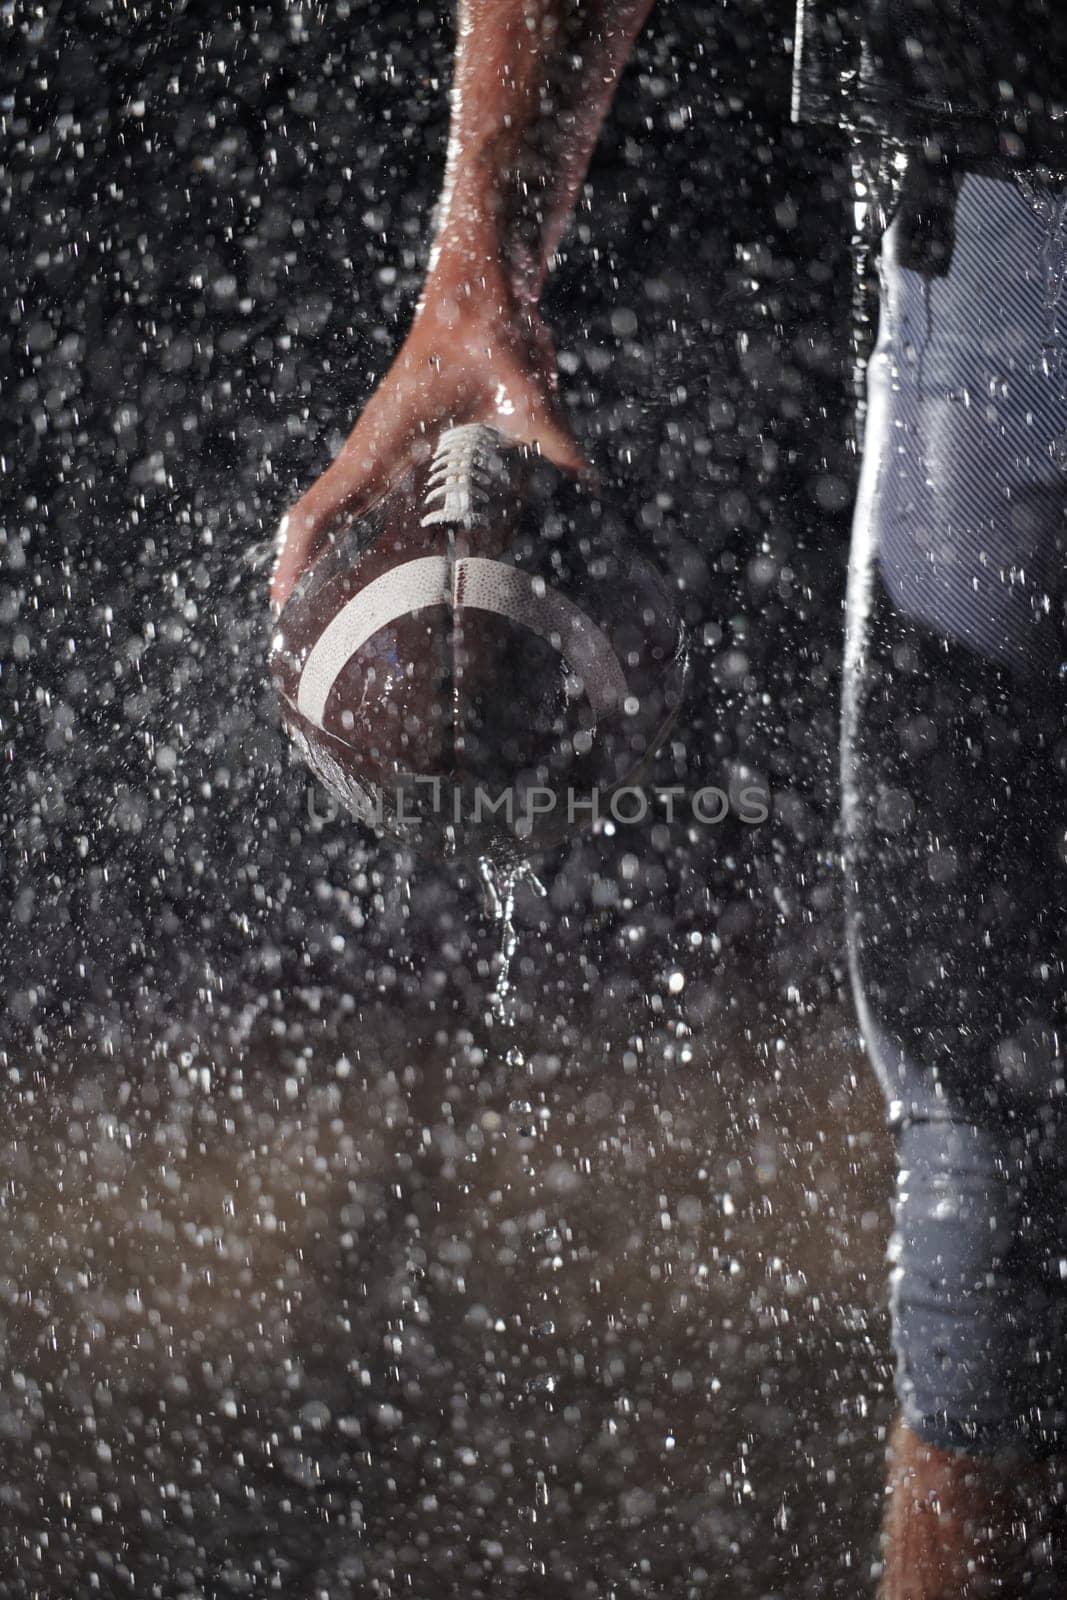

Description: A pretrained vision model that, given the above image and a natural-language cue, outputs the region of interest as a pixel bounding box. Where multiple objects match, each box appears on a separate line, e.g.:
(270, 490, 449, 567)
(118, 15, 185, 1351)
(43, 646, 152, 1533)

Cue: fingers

(484, 342, 591, 477)
(270, 401, 591, 616)
(499, 312, 594, 477)
(269, 477, 380, 617)
(511, 404, 590, 477)
(269, 310, 591, 615)
(269, 508, 317, 618)
(269, 407, 416, 615)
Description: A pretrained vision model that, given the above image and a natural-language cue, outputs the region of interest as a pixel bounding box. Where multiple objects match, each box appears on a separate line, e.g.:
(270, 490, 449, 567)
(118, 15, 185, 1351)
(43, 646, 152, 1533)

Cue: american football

(271, 424, 688, 862)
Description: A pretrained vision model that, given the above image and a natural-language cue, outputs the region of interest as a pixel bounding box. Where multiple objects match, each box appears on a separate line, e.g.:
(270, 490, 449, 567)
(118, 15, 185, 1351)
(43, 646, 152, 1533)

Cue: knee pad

(891, 1118, 1067, 1458)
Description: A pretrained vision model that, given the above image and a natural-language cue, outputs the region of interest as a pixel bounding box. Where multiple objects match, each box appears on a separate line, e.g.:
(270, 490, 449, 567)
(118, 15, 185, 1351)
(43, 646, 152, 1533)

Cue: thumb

(490, 387, 591, 481)
(269, 408, 416, 615)
(525, 411, 591, 479)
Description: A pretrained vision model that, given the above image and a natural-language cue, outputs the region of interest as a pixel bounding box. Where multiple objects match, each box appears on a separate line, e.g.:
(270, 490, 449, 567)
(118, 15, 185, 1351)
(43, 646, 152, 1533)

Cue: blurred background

(0, 1, 893, 1594)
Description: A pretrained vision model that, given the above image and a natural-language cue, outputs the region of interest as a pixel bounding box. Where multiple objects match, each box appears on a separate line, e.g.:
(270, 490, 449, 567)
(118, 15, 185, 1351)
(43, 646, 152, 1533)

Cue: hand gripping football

(271, 424, 688, 862)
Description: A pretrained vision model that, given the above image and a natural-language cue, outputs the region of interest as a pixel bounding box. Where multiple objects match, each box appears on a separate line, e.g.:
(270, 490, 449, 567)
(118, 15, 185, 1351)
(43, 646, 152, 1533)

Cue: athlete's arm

(271, 0, 656, 612)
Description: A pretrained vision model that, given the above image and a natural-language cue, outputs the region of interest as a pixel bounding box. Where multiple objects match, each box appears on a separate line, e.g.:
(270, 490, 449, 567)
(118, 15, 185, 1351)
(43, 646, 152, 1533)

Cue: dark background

(2, 0, 854, 1043)
(0, 3, 889, 1596)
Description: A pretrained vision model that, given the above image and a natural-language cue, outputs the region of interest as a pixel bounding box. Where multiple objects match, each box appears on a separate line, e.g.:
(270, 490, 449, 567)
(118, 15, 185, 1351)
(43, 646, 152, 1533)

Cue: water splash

(1014, 167, 1067, 386)
(847, 134, 908, 436)
(476, 856, 546, 1024)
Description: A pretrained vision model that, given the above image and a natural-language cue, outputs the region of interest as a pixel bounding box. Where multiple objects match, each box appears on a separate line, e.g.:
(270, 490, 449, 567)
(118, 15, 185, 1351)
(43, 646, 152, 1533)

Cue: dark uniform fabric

(792, 0, 1067, 161)
(844, 160, 1067, 1454)
(800, 3, 1067, 1455)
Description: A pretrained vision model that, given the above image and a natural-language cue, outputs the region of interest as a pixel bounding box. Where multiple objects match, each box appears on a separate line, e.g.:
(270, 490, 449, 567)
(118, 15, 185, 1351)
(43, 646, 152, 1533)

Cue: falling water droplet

(476, 856, 546, 1024)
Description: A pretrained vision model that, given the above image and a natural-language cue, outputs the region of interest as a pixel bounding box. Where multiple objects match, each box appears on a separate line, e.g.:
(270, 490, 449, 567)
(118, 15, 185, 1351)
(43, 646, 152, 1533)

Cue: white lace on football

(420, 423, 500, 528)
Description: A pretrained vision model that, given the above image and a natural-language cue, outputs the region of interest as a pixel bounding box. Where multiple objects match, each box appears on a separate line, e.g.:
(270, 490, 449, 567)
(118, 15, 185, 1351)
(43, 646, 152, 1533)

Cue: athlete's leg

(881, 1415, 1065, 1599)
(842, 161, 1067, 1590)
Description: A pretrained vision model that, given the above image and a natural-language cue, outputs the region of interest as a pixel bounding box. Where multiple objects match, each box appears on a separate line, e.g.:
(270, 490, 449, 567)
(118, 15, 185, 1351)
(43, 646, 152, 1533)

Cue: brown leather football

(271, 424, 687, 862)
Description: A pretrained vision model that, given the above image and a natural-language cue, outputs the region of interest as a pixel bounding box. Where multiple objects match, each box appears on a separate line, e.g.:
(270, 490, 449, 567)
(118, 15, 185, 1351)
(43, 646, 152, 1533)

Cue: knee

(890, 1119, 1067, 1460)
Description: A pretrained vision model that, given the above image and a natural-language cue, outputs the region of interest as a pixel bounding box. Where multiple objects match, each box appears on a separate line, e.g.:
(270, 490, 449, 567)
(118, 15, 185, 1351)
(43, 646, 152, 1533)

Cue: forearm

(427, 0, 655, 306)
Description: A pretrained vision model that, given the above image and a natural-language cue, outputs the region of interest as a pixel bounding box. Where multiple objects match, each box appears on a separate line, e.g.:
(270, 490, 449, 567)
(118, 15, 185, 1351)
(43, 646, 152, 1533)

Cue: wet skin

(270, 0, 656, 614)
